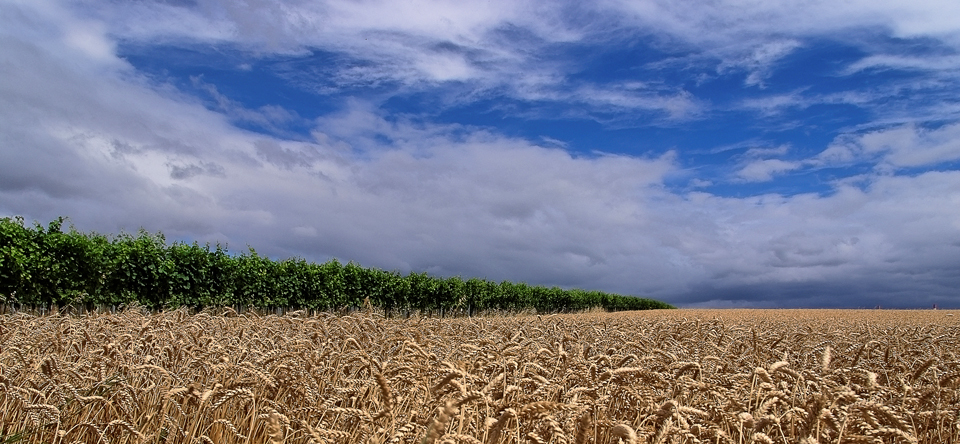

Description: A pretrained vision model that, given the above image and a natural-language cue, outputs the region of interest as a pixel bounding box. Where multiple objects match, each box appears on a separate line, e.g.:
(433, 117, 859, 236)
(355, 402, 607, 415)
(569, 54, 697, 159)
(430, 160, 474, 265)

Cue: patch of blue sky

(119, 46, 339, 136)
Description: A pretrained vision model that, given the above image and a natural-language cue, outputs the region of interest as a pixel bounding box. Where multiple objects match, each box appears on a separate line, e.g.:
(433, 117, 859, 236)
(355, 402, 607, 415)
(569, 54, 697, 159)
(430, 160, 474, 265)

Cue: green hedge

(0, 216, 674, 313)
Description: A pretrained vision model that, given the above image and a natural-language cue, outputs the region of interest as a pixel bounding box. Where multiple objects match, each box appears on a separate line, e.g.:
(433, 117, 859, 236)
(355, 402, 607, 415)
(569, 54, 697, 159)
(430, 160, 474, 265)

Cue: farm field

(2, 309, 958, 444)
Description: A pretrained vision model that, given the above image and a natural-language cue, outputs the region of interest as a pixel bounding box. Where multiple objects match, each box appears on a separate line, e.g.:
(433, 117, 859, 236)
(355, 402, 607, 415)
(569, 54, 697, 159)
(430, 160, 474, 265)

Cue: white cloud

(81, 0, 572, 83)
(62, 20, 115, 62)
(739, 90, 810, 115)
(719, 40, 803, 88)
(672, 173, 960, 303)
(602, 0, 960, 45)
(748, 123, 960, 181)
(564, 83, 703, 121)
(48, 0, 960, 127)
(844, 54, 960, 75)
(731, 144, 801, 182)
(82, 1, 960, 78)
(817, 123, 960, 169)
(736, 159, 802, 182)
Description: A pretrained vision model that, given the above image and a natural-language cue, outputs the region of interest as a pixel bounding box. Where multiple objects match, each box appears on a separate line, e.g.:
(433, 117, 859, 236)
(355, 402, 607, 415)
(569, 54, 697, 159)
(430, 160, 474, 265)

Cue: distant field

(2, 309, 957, 443)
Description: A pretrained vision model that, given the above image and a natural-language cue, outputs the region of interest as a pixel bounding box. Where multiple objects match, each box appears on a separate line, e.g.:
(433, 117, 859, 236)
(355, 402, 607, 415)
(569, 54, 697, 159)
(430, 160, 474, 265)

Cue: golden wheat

(1, 308, 958, 443)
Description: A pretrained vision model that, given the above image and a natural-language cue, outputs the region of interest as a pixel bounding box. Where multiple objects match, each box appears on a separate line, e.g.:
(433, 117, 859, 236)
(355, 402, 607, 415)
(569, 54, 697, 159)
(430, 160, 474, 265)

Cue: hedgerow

(0, 216, 674, 313)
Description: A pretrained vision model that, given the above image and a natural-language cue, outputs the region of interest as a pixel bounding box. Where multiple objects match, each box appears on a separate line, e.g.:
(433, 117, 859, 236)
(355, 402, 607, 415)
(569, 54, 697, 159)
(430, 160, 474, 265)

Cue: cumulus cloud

(670, 176, 960, 307)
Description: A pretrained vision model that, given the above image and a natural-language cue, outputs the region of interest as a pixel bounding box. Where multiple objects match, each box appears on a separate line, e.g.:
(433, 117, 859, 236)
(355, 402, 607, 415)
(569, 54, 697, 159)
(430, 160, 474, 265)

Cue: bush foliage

(0, 216, 674, 313)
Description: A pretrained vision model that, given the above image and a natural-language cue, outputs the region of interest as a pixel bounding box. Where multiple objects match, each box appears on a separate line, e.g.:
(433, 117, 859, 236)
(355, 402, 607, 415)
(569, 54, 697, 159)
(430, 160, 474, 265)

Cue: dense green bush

(0, 216, 674, 313)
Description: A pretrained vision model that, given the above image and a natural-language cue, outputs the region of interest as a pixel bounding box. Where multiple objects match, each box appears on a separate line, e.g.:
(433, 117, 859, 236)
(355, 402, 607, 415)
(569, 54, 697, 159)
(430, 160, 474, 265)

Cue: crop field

(2, 309, 959, 444)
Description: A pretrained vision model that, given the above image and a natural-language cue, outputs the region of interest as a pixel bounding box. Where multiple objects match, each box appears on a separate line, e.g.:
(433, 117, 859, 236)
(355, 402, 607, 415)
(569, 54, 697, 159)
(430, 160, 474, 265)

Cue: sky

(2, 0, 960, 308)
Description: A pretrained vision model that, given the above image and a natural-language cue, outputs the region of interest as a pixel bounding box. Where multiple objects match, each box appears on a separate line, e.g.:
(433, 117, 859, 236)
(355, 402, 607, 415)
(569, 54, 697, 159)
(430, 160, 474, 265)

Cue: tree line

(0, 216, 674, 314)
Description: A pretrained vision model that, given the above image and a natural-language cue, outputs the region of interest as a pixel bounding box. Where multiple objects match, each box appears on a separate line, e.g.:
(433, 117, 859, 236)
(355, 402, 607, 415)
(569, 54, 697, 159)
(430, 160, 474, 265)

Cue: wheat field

(1, 308, 958, 444)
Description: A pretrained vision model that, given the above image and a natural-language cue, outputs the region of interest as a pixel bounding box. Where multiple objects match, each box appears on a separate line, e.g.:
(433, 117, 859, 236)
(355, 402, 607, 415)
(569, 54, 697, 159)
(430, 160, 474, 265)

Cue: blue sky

(2, 0, 960, 308)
